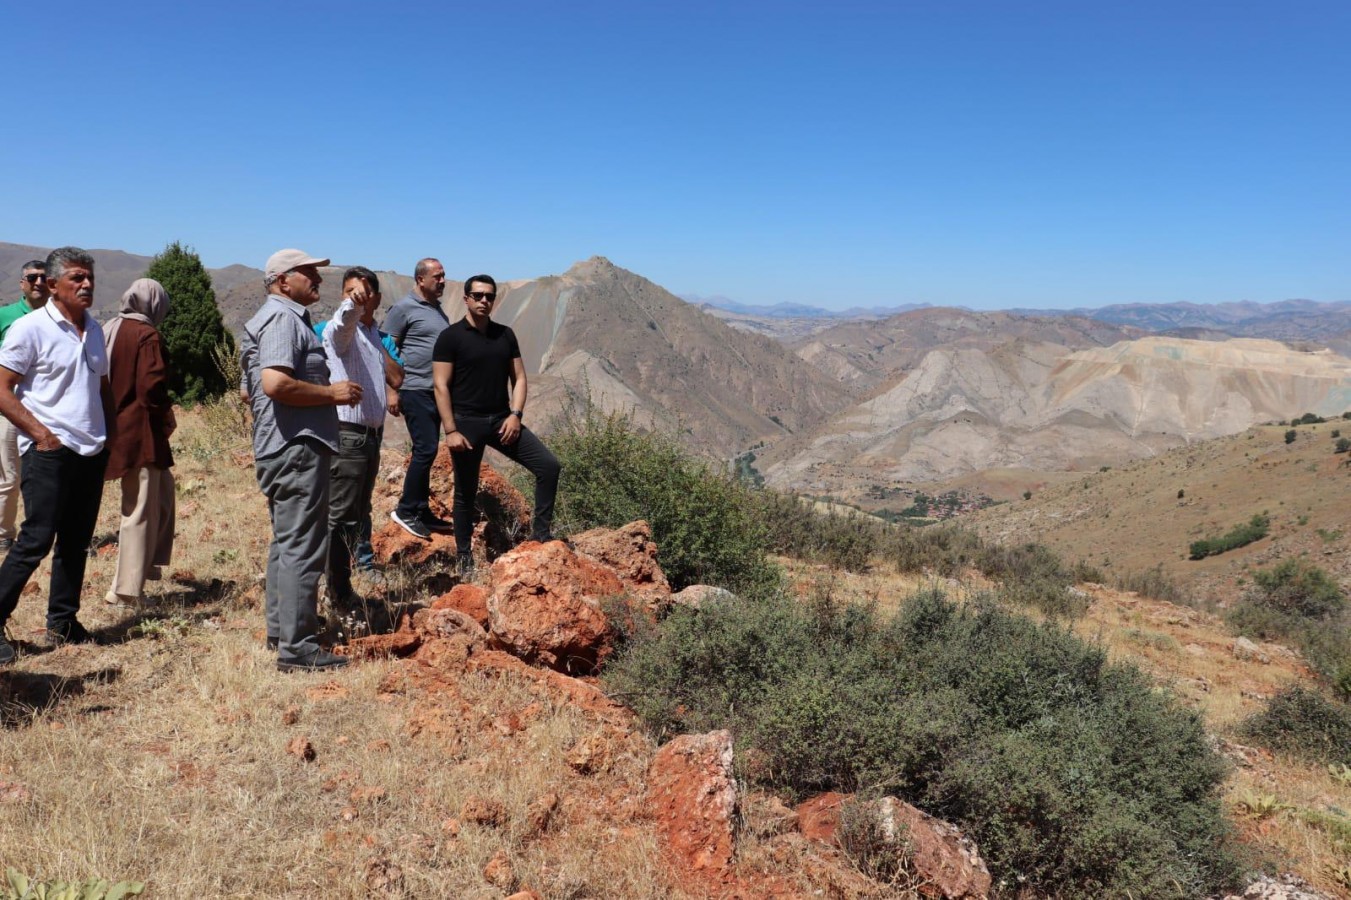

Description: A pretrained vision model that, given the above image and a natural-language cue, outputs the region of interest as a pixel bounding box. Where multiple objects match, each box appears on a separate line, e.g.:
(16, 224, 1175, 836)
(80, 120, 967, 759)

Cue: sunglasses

(467, 291, 496, 302)
(23, 274, 46, 284)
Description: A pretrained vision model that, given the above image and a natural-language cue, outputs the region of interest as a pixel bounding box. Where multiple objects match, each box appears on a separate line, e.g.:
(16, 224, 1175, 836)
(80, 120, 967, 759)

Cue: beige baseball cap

(265, 248, 330, 280)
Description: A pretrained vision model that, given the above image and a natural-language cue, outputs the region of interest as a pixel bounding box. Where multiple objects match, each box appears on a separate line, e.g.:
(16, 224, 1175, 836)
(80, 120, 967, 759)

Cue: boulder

(486, 540, 622, 673)
(796, 792, 992, 899)
(671, 584, 738, 610)
(646, 730, 738, 876)
(430, 583, 490, 628)
(570, 520, 671, 605)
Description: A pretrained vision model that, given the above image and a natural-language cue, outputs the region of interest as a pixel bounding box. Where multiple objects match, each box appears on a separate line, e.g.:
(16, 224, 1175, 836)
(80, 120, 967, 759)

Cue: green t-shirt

(0, 298, 35, 345)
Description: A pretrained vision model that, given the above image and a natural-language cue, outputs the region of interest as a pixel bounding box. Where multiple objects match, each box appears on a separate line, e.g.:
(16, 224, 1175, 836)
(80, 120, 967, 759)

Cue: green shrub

(1247, 559, 1345, 619)
(606, 589, 1238, 897)
(1285, 429, 1298, 444)
(1336, 438, 1351, 454)
(1241, 686, 1351, 765)
(1189, 513, 1270, 560)
(1114, 566, 1189, 605)
(546, 401, 780, 595)
(755, 490, 884, 572)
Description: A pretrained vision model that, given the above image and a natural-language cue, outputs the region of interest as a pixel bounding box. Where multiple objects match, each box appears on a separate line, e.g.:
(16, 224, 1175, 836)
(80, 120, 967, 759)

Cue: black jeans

(395, 389, 439, 521)
(450, 413, 561, 554)
(0, 445, 108, 630)
(328, 424, 381, 601)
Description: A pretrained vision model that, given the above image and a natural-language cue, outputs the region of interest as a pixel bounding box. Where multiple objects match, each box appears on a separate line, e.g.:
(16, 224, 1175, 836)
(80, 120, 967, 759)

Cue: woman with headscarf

(104, 278, 176, 605)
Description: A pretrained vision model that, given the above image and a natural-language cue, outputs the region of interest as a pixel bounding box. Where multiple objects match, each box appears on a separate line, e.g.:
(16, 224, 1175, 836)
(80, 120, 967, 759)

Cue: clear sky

(4, 0, 1348, 310)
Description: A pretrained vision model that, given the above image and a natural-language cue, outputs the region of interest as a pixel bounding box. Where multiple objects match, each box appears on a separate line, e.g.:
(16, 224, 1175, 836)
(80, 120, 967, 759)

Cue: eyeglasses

(467, 291, 496, 302)
(22, 274, 46, 284)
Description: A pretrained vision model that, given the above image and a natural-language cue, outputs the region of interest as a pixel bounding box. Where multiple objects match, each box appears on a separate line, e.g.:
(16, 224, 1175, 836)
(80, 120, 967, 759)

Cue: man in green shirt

(0, 260, 49, 550)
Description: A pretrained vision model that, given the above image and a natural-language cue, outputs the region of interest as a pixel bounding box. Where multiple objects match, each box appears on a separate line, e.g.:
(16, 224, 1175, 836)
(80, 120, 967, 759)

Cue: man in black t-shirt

(432, 274, 561, 571)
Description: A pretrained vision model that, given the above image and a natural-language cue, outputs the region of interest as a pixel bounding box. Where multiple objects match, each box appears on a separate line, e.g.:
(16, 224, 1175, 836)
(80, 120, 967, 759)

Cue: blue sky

(4, 0, 1348, 310)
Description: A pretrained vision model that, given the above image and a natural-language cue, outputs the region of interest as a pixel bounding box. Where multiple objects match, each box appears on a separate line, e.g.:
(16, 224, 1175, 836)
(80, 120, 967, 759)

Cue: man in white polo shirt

(0, 247, 111, 664)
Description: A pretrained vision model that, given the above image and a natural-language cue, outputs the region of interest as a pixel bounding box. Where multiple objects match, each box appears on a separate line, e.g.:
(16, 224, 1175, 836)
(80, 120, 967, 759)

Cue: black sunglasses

(467, 291, 496, 302)
(23, 274, 46, 283)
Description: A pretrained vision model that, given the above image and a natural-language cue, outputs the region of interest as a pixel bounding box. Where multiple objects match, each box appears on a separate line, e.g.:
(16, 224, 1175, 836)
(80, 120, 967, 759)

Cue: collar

(406, 291, 443, 308)
(41, 298, 91, 333)
(267, 293, 312, 319)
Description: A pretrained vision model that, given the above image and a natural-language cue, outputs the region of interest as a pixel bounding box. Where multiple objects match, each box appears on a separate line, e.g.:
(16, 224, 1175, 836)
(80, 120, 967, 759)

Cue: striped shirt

(321, 298, 388, 429)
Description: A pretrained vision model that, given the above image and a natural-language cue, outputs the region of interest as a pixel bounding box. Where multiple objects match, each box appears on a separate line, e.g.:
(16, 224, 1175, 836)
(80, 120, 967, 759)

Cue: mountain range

(4, 240, 1350, 501)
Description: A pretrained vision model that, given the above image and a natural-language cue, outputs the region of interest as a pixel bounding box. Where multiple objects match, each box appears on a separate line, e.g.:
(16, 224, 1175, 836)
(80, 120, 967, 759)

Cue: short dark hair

(414, 258, 440, 279)
(342, 266, 380, 294)
(20, 260, 45, 272)
(45, 247, 94, 282)
(464, 274, 496, 294)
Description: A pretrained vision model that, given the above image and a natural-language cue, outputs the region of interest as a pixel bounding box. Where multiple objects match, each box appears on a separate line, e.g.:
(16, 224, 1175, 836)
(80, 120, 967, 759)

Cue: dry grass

(0, 408, 687, 898)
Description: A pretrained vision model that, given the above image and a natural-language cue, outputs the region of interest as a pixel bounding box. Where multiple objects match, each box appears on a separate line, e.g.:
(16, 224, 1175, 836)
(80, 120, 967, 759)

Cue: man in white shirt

(0, 247, 111, 663)
(321, 267, 402, 621)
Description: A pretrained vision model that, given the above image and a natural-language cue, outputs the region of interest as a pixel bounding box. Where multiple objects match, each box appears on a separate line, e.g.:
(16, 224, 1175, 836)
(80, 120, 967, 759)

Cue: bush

(755, 490, 884, 572)
(1241, 685, 1351, 765)
(1189, 513, 1270, 559)
(546, 401, 780, 595)
(1114, 566, 1189, 605)
(145, 241, 234, 404)
(607, 589, 1239, 897)
(1336, 438, 1351, 454)
(1247, 559, 1345, 619)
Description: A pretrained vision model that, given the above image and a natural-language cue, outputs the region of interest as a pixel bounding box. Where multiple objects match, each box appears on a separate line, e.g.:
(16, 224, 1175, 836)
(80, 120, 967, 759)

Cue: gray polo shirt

(241, 294, 339, 460)
(383, 292, 450, 391)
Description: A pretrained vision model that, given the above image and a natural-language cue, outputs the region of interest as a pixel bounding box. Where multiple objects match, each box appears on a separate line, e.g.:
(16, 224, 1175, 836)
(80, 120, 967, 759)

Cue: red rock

(797, 793, 992, 900)
(522, 791, 560, 840)
(461, 795, 506, 827)
(343, 629, 422, 660)
(412, 606, 487, 645)
(482, 849, 516, 891)
(430, 583, 490, 627)
(646, 730, 738, 876)
(505, 891, 542, 900)
(281, 705, 300, 726)
(570, 520, 671, 604)
(286, 736, 316, 762)
(486, 541, 621, 673)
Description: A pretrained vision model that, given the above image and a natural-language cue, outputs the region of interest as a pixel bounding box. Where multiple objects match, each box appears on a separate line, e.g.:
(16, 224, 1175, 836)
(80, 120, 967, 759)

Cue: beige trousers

(112, 466, 176, 598)
(0, 416, 20, 541)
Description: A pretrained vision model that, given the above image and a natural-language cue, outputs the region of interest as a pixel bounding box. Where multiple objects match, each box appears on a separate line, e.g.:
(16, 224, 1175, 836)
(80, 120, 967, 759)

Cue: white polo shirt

(0, 301, 109, 456)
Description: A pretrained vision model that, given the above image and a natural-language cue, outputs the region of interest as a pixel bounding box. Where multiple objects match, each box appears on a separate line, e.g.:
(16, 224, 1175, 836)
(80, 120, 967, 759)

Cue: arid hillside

(760, 335, 1351, 496)
(968, 418, 1351, 606)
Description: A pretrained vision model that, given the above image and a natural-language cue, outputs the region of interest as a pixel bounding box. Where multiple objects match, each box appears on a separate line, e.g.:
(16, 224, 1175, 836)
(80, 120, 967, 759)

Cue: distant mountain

(1012, 298, 1351, 343)
(682, 293, 931, 320)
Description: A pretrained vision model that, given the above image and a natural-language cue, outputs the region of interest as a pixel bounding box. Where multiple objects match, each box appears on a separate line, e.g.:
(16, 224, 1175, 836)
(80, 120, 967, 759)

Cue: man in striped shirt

(319, 267, 403, 621)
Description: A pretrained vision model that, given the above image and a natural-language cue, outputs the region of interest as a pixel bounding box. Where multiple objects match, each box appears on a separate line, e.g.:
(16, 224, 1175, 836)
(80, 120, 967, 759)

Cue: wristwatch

(510, 409, 524, 420)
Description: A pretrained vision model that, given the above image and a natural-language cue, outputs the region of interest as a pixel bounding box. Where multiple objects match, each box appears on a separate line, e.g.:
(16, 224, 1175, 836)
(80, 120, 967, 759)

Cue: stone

(461, 795, 506, 827)
(1233, 636, 1271, 664)
(570, 520, 671, 604)
(430, 583, 491, 628)
(343, 629, 422, 660)
(482, 850, 516, 891)
(285, 736, 316, 762)
(797, 792, 992, 900)
(487, 540, 621, 673)
(1221, 873, 1337, 900)
(646, 730, 738, 876)
(671, 584, 738, 610)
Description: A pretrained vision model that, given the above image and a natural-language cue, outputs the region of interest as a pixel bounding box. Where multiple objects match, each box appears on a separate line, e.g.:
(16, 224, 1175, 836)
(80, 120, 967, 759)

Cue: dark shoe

(277, 649, 350, 673)
(47, 619, 97, 646)
(266, 636, 279, 651)
(455, 553, 476, 579)
(421, 512, 454, 534)
(391, 510, 431, 540)
(0, 637, 15, 665)
(0, 538, 12, 553)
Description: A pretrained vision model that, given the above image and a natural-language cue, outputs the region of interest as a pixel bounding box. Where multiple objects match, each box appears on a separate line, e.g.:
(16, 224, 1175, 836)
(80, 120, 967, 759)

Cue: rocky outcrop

(646, 730, 739, 879)
(570, 520, 671, 606)
(486, 540, 623, 674)
(796, 792, 992, 899)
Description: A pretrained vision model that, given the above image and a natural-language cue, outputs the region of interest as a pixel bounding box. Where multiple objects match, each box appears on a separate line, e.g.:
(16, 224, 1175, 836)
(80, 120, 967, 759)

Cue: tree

(1285, 429, 1298, 444)
(1335, 438, 1351, 454)
(144, 242, 233, 403)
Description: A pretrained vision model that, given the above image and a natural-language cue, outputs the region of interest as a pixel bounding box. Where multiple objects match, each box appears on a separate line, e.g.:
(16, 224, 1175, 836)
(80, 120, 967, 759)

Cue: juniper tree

(144, 241, 233, 403)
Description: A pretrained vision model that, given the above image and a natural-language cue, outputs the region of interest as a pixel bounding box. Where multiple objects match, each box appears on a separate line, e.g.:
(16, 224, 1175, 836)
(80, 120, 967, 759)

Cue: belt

(339, 422, 383, 437)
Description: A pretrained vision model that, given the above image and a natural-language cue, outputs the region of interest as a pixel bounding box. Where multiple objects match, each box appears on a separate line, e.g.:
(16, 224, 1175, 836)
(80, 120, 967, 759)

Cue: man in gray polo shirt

(384, 257, 451, 540)
(240, 249, 361, 672)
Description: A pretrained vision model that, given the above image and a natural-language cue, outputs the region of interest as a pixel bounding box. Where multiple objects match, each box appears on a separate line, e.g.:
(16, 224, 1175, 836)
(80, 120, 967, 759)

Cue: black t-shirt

(432, 319, 522, 417)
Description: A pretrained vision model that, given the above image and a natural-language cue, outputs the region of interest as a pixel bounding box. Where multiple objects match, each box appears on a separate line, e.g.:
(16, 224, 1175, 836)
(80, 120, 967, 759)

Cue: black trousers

(395, 389, 439, 521)
(327, 424, 381, 601)
(450, 413, 560, 554)
(0, 445, 108, 630)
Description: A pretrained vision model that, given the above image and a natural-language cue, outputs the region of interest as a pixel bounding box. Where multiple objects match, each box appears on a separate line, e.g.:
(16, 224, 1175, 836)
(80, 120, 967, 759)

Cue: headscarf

(106, 278, 171, 353)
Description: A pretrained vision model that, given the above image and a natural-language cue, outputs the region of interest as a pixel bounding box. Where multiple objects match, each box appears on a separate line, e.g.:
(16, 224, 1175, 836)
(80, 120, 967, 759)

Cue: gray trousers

(256, 439, 331, 660)
(327, 424, 381, 602)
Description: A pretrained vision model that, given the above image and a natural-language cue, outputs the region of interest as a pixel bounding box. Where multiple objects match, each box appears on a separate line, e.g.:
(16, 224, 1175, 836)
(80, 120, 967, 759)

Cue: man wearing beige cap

(240, 249, 361, 672)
